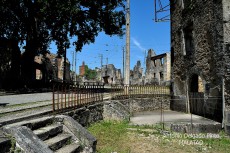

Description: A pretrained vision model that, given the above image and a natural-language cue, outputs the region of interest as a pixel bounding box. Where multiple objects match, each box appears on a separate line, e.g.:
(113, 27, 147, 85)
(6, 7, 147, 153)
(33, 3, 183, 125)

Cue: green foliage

(6, 134, 22, 153)
(84, 65, 97, 80)
(0, 0, 126, 55)
(0, 0, 125, 84)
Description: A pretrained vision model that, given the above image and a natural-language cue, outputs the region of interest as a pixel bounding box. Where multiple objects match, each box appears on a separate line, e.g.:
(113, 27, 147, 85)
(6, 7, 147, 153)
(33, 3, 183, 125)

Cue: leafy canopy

(84, 65, 97, 80)
(0, 0, 126, 55)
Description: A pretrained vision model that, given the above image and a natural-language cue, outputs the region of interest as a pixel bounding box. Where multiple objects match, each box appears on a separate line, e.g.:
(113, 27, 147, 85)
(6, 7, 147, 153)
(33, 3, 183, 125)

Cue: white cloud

(131, 37, 146, 52)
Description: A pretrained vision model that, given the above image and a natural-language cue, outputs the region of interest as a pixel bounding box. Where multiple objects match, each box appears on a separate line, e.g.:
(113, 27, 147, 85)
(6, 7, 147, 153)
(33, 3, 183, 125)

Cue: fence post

(52, 82, 55, 112)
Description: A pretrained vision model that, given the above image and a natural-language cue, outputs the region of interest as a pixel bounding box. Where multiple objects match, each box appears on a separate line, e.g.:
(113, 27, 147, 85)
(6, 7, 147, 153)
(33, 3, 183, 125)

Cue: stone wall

(63, 97, 170, 127)
(118, 97, 170, 113)
(64, 102, 104, 127)
(145, 49, 171, 85)
(101, 64, 122, 84)
(223, 0, 230, 109)
(130, 60, 143, 85)
(63, 101, 130, 126)
(145, 49, 157, 84)
(170, 0, 230, 123)
(103, 101, 130, 121)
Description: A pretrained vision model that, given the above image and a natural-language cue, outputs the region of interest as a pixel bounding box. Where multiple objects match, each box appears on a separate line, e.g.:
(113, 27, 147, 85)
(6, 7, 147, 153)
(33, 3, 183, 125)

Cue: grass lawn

(88, 120, 230, 153)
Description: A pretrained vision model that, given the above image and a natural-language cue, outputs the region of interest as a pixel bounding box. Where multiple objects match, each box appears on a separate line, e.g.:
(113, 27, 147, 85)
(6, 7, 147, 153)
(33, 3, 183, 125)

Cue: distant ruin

(145, 49, 171, 85)
(130, 61, 143, 85)
(101, 64, 122, 85)
(34, 53, 71, 83)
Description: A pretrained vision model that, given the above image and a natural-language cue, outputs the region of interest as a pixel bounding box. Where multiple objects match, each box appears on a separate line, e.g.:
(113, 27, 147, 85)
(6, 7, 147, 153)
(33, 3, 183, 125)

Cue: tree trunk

(21, 0, 38, 88)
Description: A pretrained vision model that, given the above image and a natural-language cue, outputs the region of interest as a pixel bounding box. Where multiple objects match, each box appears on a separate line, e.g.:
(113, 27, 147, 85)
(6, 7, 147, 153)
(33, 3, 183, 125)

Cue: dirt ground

(126, 130, 228, 153)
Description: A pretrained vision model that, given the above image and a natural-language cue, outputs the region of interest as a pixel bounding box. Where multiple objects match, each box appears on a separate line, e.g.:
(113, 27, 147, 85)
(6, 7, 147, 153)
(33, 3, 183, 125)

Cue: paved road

(0, 92, 111, 106)
(0, 92, 53, 105)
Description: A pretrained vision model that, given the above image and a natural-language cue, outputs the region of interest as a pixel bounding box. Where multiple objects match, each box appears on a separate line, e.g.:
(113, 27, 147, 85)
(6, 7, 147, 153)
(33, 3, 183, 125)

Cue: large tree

(0, 0, 125, 86)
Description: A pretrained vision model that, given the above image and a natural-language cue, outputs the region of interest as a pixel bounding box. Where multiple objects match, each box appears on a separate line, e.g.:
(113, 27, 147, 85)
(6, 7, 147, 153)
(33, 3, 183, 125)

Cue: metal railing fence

(109, 85, 170, 100)
(52, 82, 104, 112)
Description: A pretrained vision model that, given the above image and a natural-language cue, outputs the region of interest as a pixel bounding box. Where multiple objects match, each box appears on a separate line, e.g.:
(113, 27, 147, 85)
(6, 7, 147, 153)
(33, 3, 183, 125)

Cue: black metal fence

(189, 92, 204, 116)
(189, 92, 222, 122)
(52, 82, 104, 112)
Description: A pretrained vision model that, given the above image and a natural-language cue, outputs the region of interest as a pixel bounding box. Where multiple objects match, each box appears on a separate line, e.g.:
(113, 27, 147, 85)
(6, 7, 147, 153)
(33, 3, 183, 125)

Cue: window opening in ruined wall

(160, 72, 164, 81)
(160, 58, 164, 66)
(198, 76, 204, 92)
(181, 30, 186, 55)
(36, 69, 42, 80)
(190, 74, 198, 92)
(183, 25, 194, 56)
(190, 74, 204, 93)
(153, 60, 156, 67)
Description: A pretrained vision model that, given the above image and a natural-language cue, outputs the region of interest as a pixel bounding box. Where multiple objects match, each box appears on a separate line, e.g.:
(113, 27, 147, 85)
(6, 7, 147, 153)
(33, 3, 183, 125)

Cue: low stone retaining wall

(171, 122, 222, 134)
(103, 101, 130, 121)
(63, 101, 131, 126)
(63, 102, 104, 127)
(119, 97, 170, 113)
(62, 96, 170, 126)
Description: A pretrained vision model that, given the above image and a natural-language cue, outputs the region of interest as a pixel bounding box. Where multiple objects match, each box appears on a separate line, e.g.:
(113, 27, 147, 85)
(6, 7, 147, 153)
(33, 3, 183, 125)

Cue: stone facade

(170, 0, 230, 132)
(130, 60, 143, 85)
(79, 61, 86, 76)
(145, 49, 171, 85)
(63, 97, 171, 126)
(119, 97, 170, 113)
(34, 53, 71, 82)
(63, 101, 130, 126)
(101, 64, 122, 84)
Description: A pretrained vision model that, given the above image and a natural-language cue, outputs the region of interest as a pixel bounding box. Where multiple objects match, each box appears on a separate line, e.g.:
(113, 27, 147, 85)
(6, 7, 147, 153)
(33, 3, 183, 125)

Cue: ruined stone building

(100, 64, 122, 84)
(130, 61, 143, 85)
(34, 53, 71, 83)
(0, 37, 71, 89)
(79, 61, 86, 76)
(170, 0, 230, 132)
(145, 49, 171, 85)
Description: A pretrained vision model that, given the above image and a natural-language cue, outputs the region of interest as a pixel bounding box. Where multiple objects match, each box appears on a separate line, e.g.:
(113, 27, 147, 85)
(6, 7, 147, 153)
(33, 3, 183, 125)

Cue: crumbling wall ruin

(101, 64, 122, 84)
(145, 49, 171, 85)
(130, 60, 143, 85)
(171, 0, 230, 128)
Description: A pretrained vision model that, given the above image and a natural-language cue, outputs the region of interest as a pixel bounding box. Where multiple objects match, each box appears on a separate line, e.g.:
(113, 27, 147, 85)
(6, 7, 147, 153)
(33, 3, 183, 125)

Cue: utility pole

(124, 0, 130, 94)
(99, 54, 103, 82)
(123, 47, 125, 83)
(105, 57, 108, 76)
(72, 51, 74, 81)
(63, 44, 67, 82)
(75, 51, 77, 75)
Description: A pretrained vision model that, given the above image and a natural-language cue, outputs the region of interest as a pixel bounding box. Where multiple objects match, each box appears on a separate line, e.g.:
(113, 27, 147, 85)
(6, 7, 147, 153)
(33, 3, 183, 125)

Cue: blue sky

(51, 0, 170, 75)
